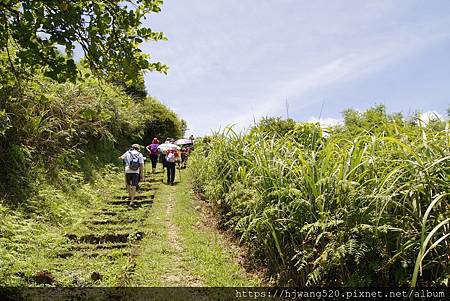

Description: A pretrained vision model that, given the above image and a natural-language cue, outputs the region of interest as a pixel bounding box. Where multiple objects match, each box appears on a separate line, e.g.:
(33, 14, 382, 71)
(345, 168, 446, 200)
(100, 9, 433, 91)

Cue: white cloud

(223, 29, 449, 133)
(417, 111, 445, 125)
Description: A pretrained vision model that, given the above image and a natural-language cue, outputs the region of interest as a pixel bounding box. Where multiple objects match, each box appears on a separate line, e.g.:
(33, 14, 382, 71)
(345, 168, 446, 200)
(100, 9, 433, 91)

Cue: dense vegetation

(1, 1, 448, 289)
(0, 0, 184, 203)
(0, 69, 185, 284)
(0, 72, 184, 201)
(190, 106, 449, 287)
(0, 1, 189, 284)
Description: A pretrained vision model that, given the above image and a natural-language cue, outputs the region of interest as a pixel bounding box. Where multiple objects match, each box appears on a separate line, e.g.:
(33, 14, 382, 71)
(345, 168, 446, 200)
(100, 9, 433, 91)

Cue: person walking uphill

(165, 149, 179, 185)
(146, 137, 159, 173)
(119, 144, 144, 205)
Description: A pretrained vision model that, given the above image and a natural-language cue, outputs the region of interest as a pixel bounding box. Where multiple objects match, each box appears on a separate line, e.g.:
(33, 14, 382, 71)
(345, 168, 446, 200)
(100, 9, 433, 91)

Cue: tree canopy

(0, 0, 168, 84)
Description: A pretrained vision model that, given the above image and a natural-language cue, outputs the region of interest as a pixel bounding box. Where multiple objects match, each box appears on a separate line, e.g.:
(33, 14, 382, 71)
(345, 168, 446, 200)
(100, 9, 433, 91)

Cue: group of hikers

(119, 136, 194, 204)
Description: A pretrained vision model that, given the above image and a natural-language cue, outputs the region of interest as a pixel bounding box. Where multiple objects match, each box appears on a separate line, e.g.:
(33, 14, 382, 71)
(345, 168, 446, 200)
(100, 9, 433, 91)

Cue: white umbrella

(175, 138, 193, 145)
(157, 143, 180, 153)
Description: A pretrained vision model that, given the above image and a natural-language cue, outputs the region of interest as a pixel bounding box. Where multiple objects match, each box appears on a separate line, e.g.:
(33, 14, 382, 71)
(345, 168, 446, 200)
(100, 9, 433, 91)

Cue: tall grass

(190, 109, 449, 286)
(0, 73, 185, 202)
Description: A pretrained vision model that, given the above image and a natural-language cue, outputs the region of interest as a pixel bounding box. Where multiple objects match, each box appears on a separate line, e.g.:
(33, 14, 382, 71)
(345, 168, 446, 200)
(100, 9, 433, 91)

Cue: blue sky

(141, 0, 450, 136)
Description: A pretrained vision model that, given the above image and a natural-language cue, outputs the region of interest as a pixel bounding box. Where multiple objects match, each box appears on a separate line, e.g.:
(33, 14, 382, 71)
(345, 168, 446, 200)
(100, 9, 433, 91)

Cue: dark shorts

(126, 173, 139, 187)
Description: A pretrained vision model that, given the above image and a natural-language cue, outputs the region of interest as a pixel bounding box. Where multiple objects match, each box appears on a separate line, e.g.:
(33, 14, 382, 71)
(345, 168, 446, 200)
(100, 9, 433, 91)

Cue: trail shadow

(91, 219, 138, 225)
(85, 224, 136, 232)
(57, 251, 131, 259)
(136, 186, 153, 192)
(66, 232, 145, 244)
(113, 195, 154, 200)
(163, 182, 181, 186)
(98, 211, 118, 216)
(108, 200, 154, 206)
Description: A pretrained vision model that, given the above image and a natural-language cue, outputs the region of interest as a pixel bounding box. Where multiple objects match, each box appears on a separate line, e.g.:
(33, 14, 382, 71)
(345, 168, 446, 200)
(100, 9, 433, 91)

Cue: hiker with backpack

(119, 144, 145, 205)
(165, 149, 179, 185)
(146, 137, 160, 173)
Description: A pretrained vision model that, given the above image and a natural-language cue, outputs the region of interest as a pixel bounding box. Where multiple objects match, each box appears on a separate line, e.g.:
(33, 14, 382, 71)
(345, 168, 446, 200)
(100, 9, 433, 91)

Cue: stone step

(90, 218, 139, 225)
(112, 195, 154, 200)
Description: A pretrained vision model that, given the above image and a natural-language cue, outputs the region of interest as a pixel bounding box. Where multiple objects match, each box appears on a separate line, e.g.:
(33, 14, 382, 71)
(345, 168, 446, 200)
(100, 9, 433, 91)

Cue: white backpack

(166, 152, 176, 163)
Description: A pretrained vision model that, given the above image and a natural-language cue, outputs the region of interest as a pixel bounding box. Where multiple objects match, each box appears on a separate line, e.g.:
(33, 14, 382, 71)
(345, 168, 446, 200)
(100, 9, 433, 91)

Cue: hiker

(161, 148, 167, 171)
(165, 149, 179, 185)
(180, 146, 190, 168)
(146, 137, 159, 173)
(119, 144, 144, 205)
(161, 138, 175, 171)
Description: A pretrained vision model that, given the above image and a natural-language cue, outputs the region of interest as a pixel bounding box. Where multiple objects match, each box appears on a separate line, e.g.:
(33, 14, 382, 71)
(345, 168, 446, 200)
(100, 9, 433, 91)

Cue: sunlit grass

(173, 177, 261, 286)
(189, 113, 450, 286)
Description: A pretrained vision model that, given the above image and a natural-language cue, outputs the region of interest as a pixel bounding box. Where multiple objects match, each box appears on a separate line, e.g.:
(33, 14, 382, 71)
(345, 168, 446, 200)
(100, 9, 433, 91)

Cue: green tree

(250, 117, 297, 138)
(340, 105, 404, 135)
(140, 98, 186, 144)
(0, 0, 168, 84)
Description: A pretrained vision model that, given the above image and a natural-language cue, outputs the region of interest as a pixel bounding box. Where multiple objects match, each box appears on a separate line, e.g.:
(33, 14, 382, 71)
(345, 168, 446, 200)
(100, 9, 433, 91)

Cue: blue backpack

(128, 151, 140, 170)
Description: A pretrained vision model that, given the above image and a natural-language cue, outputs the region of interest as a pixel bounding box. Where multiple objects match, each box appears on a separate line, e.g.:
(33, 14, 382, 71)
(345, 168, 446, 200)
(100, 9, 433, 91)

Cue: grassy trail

(2, 166, 259, 288)
(131, 168, 260, 286)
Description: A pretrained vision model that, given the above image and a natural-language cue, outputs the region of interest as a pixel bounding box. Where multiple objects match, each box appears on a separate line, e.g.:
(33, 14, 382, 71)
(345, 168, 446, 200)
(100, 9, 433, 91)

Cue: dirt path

(17, 166, 259, 290)
(161, 186, 202, 286)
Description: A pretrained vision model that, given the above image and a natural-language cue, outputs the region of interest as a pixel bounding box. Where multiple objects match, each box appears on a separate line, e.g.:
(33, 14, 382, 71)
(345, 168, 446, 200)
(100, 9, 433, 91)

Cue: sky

(140, 0, 450, 136)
